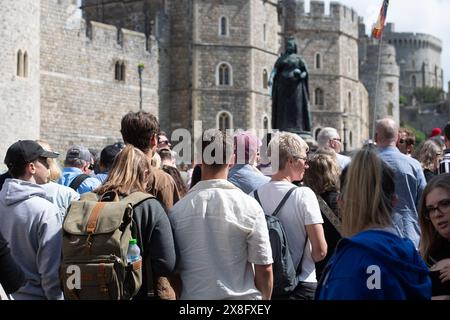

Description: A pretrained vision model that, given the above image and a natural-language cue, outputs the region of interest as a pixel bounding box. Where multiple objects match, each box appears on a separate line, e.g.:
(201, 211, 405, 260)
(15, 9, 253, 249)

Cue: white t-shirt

(169, 179, 273, 300)
(255, 181, 323, 283)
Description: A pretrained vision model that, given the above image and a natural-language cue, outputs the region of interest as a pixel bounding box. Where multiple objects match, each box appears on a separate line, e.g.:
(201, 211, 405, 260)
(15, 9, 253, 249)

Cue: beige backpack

(60, 191, 152, 300)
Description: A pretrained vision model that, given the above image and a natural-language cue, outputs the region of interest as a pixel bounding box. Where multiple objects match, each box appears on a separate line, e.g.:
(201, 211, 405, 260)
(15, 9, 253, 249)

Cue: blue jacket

(316, 229, 431, 300)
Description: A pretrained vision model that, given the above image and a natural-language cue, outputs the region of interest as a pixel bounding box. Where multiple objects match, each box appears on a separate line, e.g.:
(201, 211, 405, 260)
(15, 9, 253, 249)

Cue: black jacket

(0, 231, 25, 294)
(132, 197, 176, 299)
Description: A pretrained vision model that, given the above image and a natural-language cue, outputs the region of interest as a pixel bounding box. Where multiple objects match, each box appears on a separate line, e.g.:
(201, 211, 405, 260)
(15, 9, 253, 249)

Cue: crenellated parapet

(284, 0, 359, 38)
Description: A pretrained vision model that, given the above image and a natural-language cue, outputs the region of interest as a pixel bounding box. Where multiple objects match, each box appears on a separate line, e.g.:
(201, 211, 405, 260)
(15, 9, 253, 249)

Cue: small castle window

(315, 88, 324, 106)
(17, 50, 23, 77)
(219, 16, 228, 36)
(387, 82, 394, 92)
(263, 24, 266, 43)
(411, 75, 417, 88)
(349, 131, 353, 148)
(263, 69, 268, 89)
(263, 116, 269, 130)
(387, 103, 394, 116)
(315, 53, 321, 69)
(348, 92, 352, 110)
(23, 52, 29, 77)
(217, 111, 232, 131)
(347, 57, 352, 74)
(217, 63, 232, 86)
(412, 60, 416, 68)
(114, 61, 125, 81)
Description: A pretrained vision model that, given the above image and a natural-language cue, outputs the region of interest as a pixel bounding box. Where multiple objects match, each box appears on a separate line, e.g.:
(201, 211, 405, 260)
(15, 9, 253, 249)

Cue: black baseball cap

(4, 140, 59, 169)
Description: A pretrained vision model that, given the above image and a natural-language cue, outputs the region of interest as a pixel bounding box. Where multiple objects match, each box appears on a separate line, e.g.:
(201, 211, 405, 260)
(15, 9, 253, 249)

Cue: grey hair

(269, 132, 309, 170)
(317, 127, 339, 148)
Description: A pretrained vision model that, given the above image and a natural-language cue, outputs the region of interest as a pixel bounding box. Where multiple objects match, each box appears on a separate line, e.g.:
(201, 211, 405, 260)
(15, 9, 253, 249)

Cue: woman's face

(426, 187, 450, 240)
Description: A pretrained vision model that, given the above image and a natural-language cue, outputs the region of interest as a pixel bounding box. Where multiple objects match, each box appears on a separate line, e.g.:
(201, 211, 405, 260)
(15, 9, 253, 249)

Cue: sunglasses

(424, 198, 450, 220)
(88, 163, 95, 170)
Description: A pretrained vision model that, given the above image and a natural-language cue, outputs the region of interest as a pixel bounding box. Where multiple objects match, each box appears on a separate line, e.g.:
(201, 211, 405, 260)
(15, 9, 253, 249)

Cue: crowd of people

(0, 112, 449, 300)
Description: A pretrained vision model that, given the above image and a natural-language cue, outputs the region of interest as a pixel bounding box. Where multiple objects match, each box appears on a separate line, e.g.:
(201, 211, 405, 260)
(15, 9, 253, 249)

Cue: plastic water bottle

(127, 238, 140, 264)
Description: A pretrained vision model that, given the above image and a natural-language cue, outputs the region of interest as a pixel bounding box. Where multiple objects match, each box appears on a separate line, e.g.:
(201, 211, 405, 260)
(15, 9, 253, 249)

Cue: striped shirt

(438, 149, 450, 174)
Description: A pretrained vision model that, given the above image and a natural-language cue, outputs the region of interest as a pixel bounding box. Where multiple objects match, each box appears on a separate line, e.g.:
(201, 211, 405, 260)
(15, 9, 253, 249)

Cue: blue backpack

(254, 187, 307, 297)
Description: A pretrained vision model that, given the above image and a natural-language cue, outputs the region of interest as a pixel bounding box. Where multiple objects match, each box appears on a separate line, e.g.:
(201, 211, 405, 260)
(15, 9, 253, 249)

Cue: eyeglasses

(331, 138, 341, 142)
(294, 156, 308, 163)
(399, 139, 406, 144)
(424, 198, 450, 220)
(159, 140, 169, 146)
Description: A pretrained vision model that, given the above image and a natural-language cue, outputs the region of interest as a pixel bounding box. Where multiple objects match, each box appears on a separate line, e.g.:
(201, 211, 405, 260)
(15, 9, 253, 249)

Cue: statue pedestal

(285, 129, 317, 152)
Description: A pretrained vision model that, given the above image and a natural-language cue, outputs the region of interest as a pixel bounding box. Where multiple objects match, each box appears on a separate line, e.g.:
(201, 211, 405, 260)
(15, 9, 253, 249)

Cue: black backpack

(254, 187, 307, 297)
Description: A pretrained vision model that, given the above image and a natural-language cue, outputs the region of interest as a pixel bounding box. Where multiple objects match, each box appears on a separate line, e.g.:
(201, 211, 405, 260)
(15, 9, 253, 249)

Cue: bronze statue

(270, 37, 312, 133)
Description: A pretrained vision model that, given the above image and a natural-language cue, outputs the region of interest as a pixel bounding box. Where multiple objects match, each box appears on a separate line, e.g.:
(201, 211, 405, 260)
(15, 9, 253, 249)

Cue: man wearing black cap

(0, 140, 63, 300)
(94, 144, 122, 184)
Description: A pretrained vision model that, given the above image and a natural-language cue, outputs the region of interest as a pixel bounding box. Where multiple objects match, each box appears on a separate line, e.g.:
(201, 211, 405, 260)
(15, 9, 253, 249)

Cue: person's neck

(201, 165, 228, 181)
(271, 170, 294, 183)
(377, 141, 396, 148)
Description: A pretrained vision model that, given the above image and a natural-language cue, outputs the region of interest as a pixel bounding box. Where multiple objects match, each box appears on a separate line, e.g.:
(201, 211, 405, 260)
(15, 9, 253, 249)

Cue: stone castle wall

(0, 0, 41, 164)
(39, 0, 159, 154)
(284, 0, 368, 149)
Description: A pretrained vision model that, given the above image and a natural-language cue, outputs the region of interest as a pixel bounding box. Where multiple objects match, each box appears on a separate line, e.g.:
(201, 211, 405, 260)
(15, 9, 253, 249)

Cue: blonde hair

(36, 139, 61, 182)
(303, 148, 340, 194)
(413, 140, 442, 171)
(418, 174, 450, 263)
(95, 145, 149, 196)
(268, 132, 309, 170)
(341, 147, 395, 237)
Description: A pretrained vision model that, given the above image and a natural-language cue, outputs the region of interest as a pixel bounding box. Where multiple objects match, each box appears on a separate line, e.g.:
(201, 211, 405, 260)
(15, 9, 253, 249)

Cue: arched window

(412, 60, 416, 68)
(347, 92, 352, 111)
(315, 128, 322, 141)
(114, 61, 125, 81)
(217, 111, 233, 131)
(120, 62, 126, 81)
(314, 88, 324, 106)
(219, 16, 228, 36)
(23, 51, 28, 78)
(315, 53, 321, 69)
(387, 102, 394, 116)
(411, 75, 417, 88)
(263, 69, 268, 89)
(217, 63, 232, 86)
(17, 50, 23, 77)
(115, 61, 121, 81)
(263, 116, 269, 130)
(349, 131, 353, 148)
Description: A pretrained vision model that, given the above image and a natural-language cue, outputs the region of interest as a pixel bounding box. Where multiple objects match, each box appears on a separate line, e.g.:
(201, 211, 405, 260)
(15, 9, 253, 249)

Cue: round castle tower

(360, 42, 400, 136)
(383, 23, 443, 103)
(0, 0, 41, 164)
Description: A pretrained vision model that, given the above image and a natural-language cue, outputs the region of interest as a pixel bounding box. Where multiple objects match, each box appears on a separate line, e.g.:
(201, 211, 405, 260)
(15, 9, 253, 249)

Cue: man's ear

(27, 162, 36, 175)
(151, 133, 158, 148)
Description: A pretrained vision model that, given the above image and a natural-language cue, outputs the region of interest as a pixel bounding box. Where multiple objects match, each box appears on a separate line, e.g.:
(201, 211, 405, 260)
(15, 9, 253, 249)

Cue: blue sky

(307, 0, 450, 91)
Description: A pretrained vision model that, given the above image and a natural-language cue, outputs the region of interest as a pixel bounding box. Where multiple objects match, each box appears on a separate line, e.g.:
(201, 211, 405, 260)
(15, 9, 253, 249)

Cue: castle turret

(360, 42, 400, 137)
(0, 0, 41, 163)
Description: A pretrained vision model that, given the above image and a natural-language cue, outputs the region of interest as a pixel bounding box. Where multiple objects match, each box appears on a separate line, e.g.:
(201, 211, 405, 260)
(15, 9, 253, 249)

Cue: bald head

(375, 118, 399, 147)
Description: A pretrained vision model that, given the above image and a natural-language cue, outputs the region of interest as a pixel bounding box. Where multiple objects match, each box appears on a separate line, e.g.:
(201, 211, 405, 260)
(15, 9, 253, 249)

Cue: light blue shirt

(58, 167, 102, 194)
(378, 146, 427, 249)
(228, 164, 270, 194)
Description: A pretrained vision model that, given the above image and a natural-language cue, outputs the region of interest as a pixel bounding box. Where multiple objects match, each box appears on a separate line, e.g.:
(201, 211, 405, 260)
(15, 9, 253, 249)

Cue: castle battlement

(383, 24, 442, 52)
(285, 1, 359, 38)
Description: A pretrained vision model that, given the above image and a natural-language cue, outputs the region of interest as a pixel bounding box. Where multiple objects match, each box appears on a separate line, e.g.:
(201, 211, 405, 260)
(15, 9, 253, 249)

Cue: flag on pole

(372, 0, 390, 39)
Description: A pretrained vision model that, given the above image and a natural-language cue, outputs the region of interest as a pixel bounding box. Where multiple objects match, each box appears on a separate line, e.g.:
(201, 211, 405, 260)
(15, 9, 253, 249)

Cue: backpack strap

(272, 187, 297, 217)
(69, 174, 90, 191)
(316, 195, 342, 235)
(254, 186, 297, 217)
(122, 192, 155, 207)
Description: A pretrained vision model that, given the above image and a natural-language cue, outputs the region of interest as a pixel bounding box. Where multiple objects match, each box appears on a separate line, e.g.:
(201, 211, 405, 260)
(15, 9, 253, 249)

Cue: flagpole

(372, 31, 384, 140)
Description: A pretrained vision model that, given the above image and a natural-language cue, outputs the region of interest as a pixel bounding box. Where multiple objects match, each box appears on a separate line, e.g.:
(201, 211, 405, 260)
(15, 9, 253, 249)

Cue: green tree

(413, 87, 443, 104)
